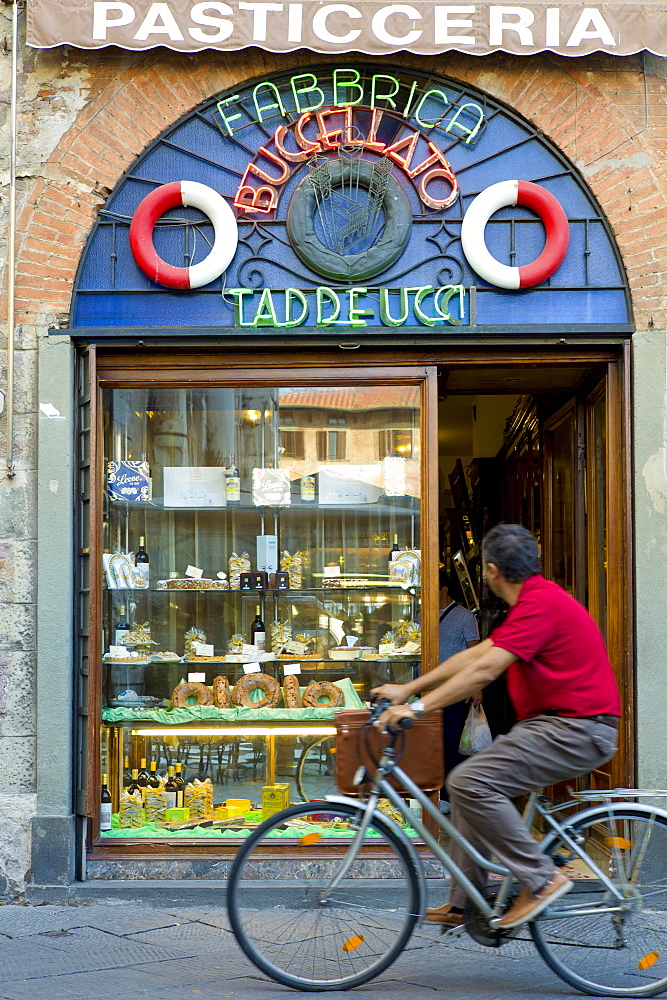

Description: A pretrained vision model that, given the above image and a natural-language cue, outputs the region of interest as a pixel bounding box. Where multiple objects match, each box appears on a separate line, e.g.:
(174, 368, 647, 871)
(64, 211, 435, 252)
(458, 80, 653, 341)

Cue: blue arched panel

(72, 66, 630, 332)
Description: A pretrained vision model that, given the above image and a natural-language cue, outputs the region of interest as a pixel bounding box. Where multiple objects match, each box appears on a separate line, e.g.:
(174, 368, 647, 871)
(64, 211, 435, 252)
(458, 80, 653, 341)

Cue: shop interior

(437, 359, 613, 770)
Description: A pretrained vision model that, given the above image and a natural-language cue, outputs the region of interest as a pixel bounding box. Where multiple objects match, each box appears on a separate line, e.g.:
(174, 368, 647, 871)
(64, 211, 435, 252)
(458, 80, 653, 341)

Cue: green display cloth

(101, 819, 419, 840)
(102, 676, 363, 724)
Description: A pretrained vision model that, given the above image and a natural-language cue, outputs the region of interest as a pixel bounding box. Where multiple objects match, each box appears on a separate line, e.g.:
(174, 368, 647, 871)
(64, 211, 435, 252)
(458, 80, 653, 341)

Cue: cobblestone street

(0, 895, 594, 1000)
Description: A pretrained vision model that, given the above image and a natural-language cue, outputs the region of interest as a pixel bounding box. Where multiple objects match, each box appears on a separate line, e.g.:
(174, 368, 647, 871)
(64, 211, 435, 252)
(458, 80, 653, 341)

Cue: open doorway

(436, 355, 631, 790)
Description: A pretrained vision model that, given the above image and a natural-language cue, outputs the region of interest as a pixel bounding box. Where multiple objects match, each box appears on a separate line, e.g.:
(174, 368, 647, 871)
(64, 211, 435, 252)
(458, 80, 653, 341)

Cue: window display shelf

(99, 379, 422, 843)
(104, 498, 420, 515)
(105, 584, 420, 594)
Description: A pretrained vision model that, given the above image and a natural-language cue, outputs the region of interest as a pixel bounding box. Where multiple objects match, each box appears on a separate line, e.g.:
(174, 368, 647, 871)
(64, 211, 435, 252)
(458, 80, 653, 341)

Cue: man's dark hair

(482, 524, 540, 583)
(439, 569, 451, 591)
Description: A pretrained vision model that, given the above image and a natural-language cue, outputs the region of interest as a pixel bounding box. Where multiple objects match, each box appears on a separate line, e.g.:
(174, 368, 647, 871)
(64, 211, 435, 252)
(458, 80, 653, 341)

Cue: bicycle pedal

(439, 923, 466, 937)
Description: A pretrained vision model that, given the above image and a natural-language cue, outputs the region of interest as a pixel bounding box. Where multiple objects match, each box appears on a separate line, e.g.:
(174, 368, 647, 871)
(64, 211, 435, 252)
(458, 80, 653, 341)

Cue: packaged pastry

(280, 550, 303, 589)
(157, 578, 229, 591)
(185, 778, 214, 821)
(144, 785, 169, 826)
(228, 633, 245, 654)
(119, 789, 143, 828)
(184, 628, 206, 659)
(123, 623, 154, 646)
(229, 552, 251, 590)
(270, 620, 292, 653)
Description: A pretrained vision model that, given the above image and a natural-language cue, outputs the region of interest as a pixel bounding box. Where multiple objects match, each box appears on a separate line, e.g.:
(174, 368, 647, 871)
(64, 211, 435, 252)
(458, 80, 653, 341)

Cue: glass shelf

(105, 584, 420, 594)
(105, 498, 419, 516)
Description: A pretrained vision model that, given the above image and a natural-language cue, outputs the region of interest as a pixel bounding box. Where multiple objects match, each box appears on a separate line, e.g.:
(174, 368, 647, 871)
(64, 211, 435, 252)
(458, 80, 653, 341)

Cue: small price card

(187, 672, 206, 683)
(283, 662, 301, 676)
(185, 565, 203, 580)
(193, 642, 215, 657)
(285, 640, 307, 655)
(402, 640, 421, 654)
(109, 646, 128, 656)
(323, 565, 341, 578)
(243, 662, 262, 674)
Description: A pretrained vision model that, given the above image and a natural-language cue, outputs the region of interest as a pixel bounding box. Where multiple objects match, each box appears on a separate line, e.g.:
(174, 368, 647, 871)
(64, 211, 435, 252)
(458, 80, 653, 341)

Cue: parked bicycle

(228, 700, 667, 996)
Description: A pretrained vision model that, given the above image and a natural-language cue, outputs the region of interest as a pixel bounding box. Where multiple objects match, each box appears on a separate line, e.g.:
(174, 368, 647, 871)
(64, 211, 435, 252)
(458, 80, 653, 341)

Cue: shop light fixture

(130, 726, 337, 737)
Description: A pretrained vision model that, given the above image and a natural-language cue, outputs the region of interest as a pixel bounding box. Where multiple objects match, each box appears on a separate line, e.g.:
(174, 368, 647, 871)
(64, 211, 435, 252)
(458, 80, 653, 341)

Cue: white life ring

(461, 180, 569, 290)
(129, 181, 238, 289)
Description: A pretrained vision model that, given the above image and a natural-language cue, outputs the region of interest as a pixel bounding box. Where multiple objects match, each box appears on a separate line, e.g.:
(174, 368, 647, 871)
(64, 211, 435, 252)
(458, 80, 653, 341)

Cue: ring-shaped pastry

(232, 672, 281, 709)
(302, 680, 344, 709)
(172, 681, 214, 707)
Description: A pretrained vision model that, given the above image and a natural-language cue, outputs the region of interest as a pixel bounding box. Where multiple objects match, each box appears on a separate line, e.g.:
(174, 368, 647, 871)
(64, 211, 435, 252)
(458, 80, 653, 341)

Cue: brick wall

(1, 16, 666, 893)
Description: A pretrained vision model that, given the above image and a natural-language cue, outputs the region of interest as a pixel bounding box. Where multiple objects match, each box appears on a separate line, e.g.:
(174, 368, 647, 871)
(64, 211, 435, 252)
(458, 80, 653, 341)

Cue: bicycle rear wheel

(532, 803, 667, 997)
(227, 800, 423, 991)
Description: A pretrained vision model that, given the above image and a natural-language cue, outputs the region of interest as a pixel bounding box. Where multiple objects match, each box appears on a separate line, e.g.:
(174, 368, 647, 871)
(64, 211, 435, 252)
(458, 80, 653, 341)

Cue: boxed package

(262, 783, 290, 819)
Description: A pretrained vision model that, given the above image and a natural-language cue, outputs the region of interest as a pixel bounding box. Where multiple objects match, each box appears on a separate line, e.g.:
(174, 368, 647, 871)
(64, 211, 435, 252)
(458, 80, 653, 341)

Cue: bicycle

(227, 701, 667, 996)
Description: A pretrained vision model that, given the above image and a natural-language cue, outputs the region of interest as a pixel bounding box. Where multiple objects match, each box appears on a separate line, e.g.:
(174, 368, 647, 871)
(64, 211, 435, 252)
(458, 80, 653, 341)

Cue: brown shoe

(424, 903, 465, 927)
(497, 870, 572, 929)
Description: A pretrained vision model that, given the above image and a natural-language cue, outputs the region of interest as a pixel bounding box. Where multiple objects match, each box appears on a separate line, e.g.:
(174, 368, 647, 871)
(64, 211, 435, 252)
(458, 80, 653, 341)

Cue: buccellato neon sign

(232, 105, 460, 215)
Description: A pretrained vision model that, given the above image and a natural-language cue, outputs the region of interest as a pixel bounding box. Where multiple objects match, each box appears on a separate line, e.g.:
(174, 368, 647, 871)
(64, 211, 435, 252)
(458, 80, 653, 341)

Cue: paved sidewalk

(0, 897, 588, 1000)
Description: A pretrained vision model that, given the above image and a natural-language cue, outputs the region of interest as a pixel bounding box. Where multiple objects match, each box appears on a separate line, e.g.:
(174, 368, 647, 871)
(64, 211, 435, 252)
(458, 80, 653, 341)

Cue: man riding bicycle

(373, 523, 620, 930)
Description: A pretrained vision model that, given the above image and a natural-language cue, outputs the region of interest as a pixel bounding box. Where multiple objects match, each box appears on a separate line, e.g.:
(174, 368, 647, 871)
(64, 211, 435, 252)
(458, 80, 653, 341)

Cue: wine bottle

(128, 768, 140, 796)
(165, 766, 178, 810)
(226, 453, 241, 505)
(135, 536, 150, 586)
(122, 756, 132, 788)
(100, 774, 113, 832)
(250, 605, 266, 651)
(115, 604, 130, 646)
(174, 762, 185, 808)
(388, 533, 401, 569)
(137, 758, 149, 803)
(148, 760, 160, 789)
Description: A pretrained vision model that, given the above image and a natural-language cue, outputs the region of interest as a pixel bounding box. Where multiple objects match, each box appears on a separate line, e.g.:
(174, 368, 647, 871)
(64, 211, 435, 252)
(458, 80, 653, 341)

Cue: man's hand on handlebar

(376, 703, 416, 731)
(370, 683, 408, 706)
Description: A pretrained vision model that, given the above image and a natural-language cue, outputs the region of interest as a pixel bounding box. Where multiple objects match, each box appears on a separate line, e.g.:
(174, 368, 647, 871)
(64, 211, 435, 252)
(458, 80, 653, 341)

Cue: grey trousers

(445, 715, 618, 907)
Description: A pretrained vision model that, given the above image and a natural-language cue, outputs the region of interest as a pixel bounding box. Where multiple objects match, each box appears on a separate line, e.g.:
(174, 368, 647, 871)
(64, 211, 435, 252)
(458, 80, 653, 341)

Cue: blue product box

(107, 461, 152, 502)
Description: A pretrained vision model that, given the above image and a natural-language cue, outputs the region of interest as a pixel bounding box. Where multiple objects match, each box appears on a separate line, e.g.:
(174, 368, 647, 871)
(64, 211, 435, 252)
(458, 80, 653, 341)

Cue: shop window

(378, 429, 414, 459)
(279, 429, 305, 460)
(316, 429, 347, 462)
(98, 381, 422, 846)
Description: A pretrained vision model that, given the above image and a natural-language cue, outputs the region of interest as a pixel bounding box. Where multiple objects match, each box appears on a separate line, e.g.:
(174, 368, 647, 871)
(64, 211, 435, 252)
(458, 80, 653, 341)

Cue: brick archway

(14, 49, 666, 329)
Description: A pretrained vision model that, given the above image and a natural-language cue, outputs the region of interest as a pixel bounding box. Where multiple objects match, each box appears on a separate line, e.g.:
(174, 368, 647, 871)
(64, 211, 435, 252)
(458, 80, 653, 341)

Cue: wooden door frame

(82, 342, 633, 860)
(542, 397, 587, 602)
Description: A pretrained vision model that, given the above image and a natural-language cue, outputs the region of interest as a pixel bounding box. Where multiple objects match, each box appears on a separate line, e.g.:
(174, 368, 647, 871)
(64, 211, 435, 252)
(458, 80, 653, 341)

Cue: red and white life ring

(461, 180, 569, 290)
(129, 181, 238, 289)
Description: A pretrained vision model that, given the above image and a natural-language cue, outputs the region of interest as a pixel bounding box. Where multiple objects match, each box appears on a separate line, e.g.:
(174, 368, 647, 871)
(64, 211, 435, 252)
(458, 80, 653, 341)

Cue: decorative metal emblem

(287, 143, 412, 282)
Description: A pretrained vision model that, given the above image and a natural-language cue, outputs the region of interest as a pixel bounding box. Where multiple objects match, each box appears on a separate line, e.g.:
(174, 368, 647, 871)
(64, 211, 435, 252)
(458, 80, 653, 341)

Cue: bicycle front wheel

(532, 803, 667, 997)
(227, 800, 423, 991)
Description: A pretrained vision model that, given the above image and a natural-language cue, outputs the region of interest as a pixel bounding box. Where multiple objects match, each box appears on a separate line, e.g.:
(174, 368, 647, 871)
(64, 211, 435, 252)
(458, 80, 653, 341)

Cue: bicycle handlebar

(369, 697, 414, 732)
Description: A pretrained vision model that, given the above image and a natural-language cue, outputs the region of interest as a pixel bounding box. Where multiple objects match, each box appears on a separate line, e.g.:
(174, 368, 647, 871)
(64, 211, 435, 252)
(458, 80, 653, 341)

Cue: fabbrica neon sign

(128, 67, 571, 328)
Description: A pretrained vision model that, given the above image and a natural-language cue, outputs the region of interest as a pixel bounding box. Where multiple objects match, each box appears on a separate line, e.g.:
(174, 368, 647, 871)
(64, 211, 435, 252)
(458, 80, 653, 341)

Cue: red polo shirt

(490, 575, 621, 721)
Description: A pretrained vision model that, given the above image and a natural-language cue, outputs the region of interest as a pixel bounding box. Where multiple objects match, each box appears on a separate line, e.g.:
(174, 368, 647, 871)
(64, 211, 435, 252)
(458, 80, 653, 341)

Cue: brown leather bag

(334, 709, 444, 795)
